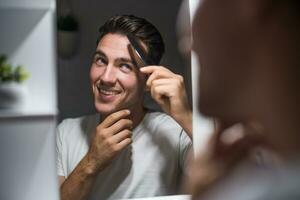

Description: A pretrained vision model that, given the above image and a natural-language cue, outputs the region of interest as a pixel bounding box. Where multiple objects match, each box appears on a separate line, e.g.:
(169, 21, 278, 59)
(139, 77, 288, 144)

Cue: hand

(188, 121, 266, 199)
(86, 109, 133, 173)
(140, 66, 192, 136)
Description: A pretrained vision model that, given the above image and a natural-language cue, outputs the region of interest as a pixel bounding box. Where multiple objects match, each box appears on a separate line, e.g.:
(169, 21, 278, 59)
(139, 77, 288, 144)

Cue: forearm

(60, 154, 101, 200)
(176, 110, 193, 139)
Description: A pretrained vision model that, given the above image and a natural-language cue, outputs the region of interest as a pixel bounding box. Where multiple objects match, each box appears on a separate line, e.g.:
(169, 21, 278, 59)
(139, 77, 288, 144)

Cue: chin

(94, 102, 119, 115)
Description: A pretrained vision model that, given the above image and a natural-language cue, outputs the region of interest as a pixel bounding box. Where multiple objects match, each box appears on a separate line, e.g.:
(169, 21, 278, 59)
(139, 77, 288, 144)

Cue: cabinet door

(0, 116, 59, 200)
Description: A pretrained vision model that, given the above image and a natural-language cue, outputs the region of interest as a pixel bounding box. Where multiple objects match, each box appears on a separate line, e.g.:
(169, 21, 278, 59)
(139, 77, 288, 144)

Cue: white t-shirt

(56, 111, 192, 199)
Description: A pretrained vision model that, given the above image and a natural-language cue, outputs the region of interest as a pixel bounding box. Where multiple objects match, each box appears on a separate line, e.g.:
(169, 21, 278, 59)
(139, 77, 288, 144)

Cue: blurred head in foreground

(190, 1, 300, 199)
(193, 0, 300, 157)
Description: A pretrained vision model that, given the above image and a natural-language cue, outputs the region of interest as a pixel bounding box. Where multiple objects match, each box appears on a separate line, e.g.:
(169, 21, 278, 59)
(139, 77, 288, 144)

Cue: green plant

(0, 55, 29, 83)
(57, 14, 79, 31)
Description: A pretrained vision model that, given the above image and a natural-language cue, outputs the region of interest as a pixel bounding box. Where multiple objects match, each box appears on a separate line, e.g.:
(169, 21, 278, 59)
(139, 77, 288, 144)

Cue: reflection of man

(56, 15, 192, 200)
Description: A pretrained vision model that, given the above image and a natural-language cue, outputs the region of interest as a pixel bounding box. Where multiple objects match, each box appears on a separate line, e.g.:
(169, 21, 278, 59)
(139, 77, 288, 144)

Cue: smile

(96, 84, 121, 96)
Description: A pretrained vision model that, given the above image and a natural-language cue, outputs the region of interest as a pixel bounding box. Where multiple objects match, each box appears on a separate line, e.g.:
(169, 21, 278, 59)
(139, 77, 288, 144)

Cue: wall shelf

(0, 6, 57, 115)
(0, 0, 59, 199)
(0, 109, 57, 119)
(0, 0, 53, 10)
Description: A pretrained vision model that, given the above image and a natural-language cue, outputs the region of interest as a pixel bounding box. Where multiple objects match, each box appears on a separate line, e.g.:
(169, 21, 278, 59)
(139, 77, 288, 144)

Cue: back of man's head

(96, 14, 165, 65)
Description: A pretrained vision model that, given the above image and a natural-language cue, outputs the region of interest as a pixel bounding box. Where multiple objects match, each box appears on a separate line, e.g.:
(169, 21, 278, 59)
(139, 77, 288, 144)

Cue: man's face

(192, 0, 256, 118)
(90, 33, 146, 115)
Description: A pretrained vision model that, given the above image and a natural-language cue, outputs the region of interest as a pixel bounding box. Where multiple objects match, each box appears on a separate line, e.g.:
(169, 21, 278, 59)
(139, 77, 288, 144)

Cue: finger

(152, 78, 176, 86)
(140, 66, 174, 89)
(108, 119, 133, 136)
(151, 81, 181, 98)
(151, 78, 183, 91)
(209, 120, 239, 151)
(140, 66, 171, 74)
(101, 109, 131, 128)
(218, 133, 264, 167)
(146, 71, 176, 90)
(150, 85, 169, 106)
(219, 123, 245, 146)
(111, 129, 132, 143)
(115, 138, 132, 150)
(217, 123, 264, 153)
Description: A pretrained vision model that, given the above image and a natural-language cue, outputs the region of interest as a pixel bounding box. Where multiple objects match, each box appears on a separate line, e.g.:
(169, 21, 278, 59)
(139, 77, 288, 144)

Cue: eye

(94, 56, 106, 66)
(120, 63, 133, 73)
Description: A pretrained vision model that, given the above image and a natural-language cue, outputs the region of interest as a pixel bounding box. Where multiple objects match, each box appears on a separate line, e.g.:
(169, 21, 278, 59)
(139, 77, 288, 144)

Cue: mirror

(56, 0, 193, 199)
(56, 0, 192, 120)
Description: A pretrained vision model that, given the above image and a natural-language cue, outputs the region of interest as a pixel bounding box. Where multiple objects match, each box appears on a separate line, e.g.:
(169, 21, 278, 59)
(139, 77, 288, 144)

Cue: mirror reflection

(56, 0, 193, 199)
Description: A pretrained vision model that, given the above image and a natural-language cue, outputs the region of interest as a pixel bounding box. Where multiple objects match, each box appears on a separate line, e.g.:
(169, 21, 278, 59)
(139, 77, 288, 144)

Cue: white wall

(189, 0, 214, 154)
(0, 0, 59, 200)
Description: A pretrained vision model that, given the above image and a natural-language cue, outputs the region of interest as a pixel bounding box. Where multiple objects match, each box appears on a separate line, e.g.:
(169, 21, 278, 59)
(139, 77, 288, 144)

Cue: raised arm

(140, 66, 192, 138)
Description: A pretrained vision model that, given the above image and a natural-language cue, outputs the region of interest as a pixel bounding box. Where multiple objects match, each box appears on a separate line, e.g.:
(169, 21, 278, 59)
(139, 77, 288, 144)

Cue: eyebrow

(94, 50, 106, 58)
(116, 57, 134, 64)
(94, 50, 137, 67)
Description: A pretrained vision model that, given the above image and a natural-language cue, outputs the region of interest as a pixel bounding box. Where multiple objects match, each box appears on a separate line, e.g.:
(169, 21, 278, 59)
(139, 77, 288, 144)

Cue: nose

(100, 65, 117, 85)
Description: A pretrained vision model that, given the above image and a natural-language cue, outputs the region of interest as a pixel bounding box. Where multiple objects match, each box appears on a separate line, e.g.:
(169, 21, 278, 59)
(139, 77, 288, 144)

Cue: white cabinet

(0, 115, 59, 200)
(0, 0, 59, 199)
(0, 5, 57, 115)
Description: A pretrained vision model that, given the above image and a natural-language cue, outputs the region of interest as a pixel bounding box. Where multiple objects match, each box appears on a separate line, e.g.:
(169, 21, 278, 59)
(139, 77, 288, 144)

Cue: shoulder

(142, 111, 184, 136)
(145, 111, 181, 127)
(140, 112, 192, 156)
(56, 113, 99, 139)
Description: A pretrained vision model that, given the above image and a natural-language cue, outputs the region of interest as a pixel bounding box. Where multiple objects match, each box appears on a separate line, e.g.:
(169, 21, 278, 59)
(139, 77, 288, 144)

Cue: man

(56, 15, 192, 200)
(191, 0, 300, 200)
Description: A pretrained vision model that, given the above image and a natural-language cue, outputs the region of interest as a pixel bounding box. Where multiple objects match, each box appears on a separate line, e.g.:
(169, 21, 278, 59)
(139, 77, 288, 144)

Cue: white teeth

(99, 89, 119, 95)
(96, 85, 120, 95)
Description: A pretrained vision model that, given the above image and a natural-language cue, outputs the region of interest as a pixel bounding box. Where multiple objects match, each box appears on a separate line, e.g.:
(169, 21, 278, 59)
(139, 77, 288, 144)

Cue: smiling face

(90, 33, 146, 115)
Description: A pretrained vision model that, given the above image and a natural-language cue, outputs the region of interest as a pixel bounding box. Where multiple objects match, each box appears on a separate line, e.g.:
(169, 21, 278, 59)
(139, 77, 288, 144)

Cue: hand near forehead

(140, 66, 192, 137)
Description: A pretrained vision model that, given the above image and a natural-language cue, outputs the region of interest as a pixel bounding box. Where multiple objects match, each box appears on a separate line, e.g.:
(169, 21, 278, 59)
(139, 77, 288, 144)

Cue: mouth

(96, 84, 121, 96)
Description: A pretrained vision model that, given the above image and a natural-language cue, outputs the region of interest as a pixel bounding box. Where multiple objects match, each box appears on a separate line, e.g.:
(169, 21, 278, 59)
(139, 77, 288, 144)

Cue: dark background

(56, 0, 191, 122)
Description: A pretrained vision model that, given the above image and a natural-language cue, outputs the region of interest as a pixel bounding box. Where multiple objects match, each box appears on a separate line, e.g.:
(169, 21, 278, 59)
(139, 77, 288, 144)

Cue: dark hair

(96, 14, 165, 65)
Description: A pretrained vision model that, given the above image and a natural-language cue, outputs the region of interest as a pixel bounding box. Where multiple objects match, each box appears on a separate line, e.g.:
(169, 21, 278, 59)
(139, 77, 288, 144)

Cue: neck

(100, 105, 146, 130)
(129, 105, 147, 129)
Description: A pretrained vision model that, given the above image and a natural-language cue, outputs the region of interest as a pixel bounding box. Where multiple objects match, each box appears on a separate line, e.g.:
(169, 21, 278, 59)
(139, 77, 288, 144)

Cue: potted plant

(0, 55, 30, 110)
(57, 13, 79, 58)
